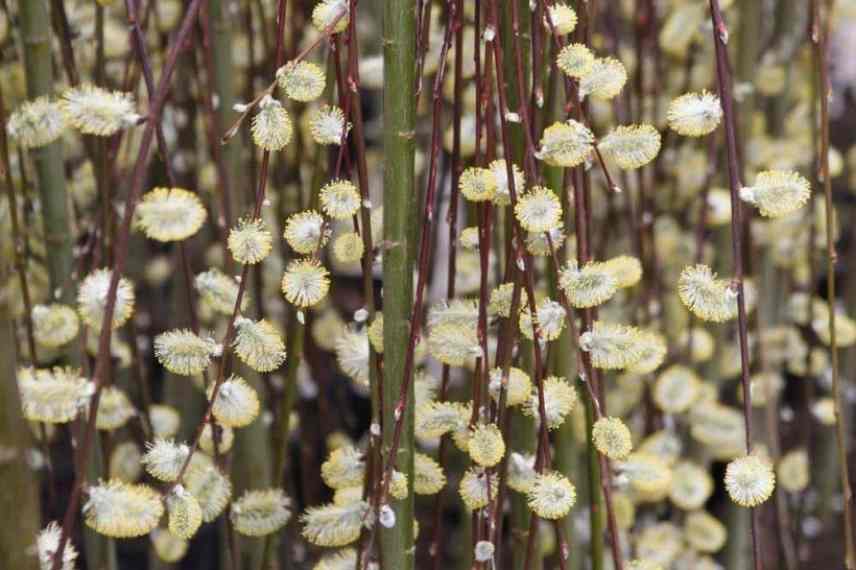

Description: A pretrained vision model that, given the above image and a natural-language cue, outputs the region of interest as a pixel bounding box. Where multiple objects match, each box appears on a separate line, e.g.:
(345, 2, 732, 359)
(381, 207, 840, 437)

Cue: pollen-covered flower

(333, 231, 365, 263)
(489, 159, 525, 206)
(62, 85, 140, 136)
(579, 321, 645, 369)
(428, 299, 479, 328)
(545, 4, 577, 34)
(284, 210, 329, 253)
(277, 61, 326, 102)
(78, 269, 135, 330)
(7, 97, 66, 148)
(559, 261, 619, 308)
(36, 522, 78, 570)
(136, 187, 207, 242)
(151, 527, 188, 563)
(740, 170, 811, 218)
(311, 0, 350, 34)
(459, 167, 497, 202)
(468, 423, 505, 467)
(83, 480, 164, 538)
(231, 488, 292, 536)
(320, 179, 361, 219)
(335, 328, 371, 386)
(667, 91, 722, 137)
(488, 366, 532, 407)
(414, 453, 446, 495)
(629, 560, 664, 570)
(167, 486, 203, 539)
(522, 376, 578, 430)
(366, 314, 384, 353)
(415, 401, 470, 440)
(725, 455, 775, 507)
(233, 317, 286, 372)
(428, 322, 481, 366)
(199, 422, 234, 455)
(525, 227, 566, 257)
(150, 404, 181, 439)
(228, 218, 272, 264)
(110, 442, 143, 482)
(690, 403, 746, 453)
(251, 95, 293, 151)
(519, 298, 566, 341)
(31, 304, 79, 348)
(536, 120, 594, 167)
(458, 227, 481, 251)
(321, 445, 365, 489)
(527, 471, 576, 519)
(508, 452, 537, 493)
(556, 43, 594, 78)
(474, 540, 495, 563)
(592, 416, 633, 460)
(184, 454, 232, 522)
(602, 255, 643, 288)
(142, 439, 190, 482)
(618, 452, 673, 499)
(669, 461, 714, 510)
(210, 376, 260, 428)
(281, 258, 331, 307)
(515, 186, 562, 232)
(314, 548, 357, 570)
(778, 449, 809, 493)
(459, 467, 497, 511)
(488, 282, 528, 318)
(310, 104, 350, 145)
(579, 57, 627, 101)
(597, 124, 662, 169)
(301, 500, 370, 547)
(154, 329, 219, 376)
(653, 365, 701, 414)
(678, 264, 737, 322)
(684, 510, 726, 554)
(95, 386, 137, 431)
(195, 268, 247, 315)
(627, 330, 667, 374)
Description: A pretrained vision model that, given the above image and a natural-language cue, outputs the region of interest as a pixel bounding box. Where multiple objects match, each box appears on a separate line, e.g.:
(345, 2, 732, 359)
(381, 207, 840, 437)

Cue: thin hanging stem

(707, 2, 763, 569)
(811, 0, 856, 566)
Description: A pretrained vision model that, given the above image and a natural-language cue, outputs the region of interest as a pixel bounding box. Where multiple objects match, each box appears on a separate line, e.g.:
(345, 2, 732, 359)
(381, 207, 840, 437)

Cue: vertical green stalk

(382, 0, 416, 566)
(17, 0, 76, 310)
(813, 1, 856, 564)
(0, 256, 40, 570)
(233, 367, 272, 570)
(208, 0, 240, 218)
(18, 3, 113, 570)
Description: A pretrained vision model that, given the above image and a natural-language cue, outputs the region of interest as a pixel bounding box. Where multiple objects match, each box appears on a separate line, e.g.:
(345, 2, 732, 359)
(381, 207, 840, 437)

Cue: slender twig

(811, 1, 856, 566)
(50, 3, 205, 567)
(707, 2, 763, 569)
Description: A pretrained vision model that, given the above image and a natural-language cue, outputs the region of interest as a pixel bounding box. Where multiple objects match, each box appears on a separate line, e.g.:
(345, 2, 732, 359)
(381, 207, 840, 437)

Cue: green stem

(381, 0, 416, 565)
(0, 259, 40, 570)
(17, 0, 77, 313)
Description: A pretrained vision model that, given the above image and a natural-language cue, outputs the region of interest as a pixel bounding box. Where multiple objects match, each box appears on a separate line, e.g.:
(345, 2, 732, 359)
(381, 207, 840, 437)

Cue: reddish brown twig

(707, 1, 763, 568)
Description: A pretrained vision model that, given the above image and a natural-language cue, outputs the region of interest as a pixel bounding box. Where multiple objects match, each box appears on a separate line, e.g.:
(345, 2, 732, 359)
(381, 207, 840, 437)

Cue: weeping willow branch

(811, 1, 856, 566)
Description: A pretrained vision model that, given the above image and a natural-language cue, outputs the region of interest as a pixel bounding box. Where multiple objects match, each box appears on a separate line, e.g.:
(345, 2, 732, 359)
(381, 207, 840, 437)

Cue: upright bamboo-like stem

(811, 1, 856, 566)
(206, 0, 240, 229)
(707, 2, 762, 569)
(18, 2, 114, 569)
(380, 0, 417, 564)
(16, 0, 77, 323)
(0, 256, 40, 570)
